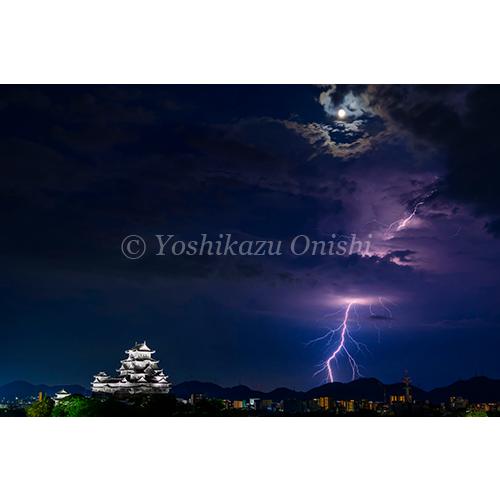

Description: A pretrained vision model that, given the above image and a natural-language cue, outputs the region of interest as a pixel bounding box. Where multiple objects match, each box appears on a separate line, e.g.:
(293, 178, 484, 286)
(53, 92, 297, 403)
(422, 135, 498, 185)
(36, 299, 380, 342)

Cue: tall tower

(403, 370, 412, 403)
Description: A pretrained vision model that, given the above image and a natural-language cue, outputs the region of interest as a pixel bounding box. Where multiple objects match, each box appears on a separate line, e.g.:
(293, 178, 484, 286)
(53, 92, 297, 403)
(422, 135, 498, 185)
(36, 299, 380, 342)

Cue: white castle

(92, 341, 172, 395)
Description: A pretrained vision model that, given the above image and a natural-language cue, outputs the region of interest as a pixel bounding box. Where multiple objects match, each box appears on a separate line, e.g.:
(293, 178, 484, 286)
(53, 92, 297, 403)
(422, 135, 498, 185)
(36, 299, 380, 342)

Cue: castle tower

(53, 388, 71, 404)
(92, 341, 172, 396)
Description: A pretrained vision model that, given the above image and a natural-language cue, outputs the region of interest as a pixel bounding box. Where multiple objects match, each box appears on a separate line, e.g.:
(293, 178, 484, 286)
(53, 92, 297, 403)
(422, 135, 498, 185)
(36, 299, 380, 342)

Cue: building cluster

(185, 394, 398, 414)
(0, 395, 39, 409)
(181, 393, 500, 415)
(180, 372, 417, 414)
(443, 396, 499, 413)
(180, 373, 500, 415)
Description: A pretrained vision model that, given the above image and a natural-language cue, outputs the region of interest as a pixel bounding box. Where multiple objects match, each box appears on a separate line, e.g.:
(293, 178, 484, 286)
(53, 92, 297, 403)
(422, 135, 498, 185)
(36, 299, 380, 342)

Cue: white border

(0, 417, 498, 499)
(2, 2, 500, 497)
(1, 1, 499, 83)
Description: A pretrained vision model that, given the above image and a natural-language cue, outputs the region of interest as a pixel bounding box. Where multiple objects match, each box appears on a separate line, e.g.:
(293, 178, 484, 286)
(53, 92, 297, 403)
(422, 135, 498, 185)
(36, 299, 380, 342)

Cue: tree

(192, 398, 225, 416)
(26, 396, 54, 417)
(51, 394, 100, 417)
(130, 393, 178, 416)
(466, 409, 488, 417)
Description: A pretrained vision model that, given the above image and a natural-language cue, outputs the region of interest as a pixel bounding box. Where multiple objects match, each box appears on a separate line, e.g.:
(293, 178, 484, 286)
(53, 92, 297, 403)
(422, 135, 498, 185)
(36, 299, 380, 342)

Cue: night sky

(2, 85, 500, 391)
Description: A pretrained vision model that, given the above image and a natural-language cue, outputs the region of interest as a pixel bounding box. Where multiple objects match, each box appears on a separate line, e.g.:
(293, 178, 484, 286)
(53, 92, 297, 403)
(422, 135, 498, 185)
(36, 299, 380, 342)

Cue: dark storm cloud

(2, 85, 500, 389)
(363, 85, 500, 231)
(485, 218, 500, 237)
(0, 85, 354, 283)
(0, 85, 491, 297)
(384, 249, 417, 263)
(308, 84, 500, 238)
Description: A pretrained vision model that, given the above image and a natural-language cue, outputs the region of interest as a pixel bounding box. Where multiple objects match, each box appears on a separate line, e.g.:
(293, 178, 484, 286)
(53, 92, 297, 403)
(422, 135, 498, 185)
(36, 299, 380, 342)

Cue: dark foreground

(1, 394, 497, 417)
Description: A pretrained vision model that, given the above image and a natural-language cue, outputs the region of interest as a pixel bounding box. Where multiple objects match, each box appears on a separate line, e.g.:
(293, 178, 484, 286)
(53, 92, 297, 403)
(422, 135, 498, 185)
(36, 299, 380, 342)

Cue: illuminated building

(448, 396, 468, 409)
(337, 400, 355, 412)
(389, 371, 414, 405)
(261, 399, 273, 409)
(389, 394, 406, 404)
(360, 400, 375, 411)
(221, 400, 232, 410)
(189, 394, 204, 405)
(92, 341, 171, 395)
(249, 398, 260, 409)
(318, 396, 335, 410)
(53, 389, 71, 404)
(232, 400, 244, 409)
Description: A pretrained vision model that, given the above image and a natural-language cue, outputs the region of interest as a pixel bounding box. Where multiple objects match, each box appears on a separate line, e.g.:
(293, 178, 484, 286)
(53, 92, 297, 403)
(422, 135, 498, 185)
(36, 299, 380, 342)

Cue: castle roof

(125, 341, 155, 354)
(92, 341, 171, 395)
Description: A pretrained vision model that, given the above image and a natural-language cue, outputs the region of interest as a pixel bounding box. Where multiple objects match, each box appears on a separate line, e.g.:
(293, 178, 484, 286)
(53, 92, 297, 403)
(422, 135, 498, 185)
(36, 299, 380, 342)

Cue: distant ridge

(427, 376, 500, 403)
(172, 376, 500, 403)
(2, 376, 500, 403)
(0, 380, 88, 399)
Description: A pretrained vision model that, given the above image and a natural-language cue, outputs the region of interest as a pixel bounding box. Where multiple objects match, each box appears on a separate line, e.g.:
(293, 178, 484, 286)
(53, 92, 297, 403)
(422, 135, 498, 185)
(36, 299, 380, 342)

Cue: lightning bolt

(378, 296, 392, 319)
(325, 301, 357, 382)
(384, 188, 437, 239)
(310, 297, 394, 383)
(392, 201, 424, 231)
(369, 303, 382, 343)
(311, 301, 360, 383)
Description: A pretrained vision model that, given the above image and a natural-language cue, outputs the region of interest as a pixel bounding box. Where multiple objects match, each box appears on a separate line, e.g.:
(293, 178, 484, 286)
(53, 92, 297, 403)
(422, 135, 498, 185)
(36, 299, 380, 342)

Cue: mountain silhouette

(2, 376, 500, 403)
(0, 380, 88, 400)
(427, 376, 500, 403)
(171, 376, 500, 402)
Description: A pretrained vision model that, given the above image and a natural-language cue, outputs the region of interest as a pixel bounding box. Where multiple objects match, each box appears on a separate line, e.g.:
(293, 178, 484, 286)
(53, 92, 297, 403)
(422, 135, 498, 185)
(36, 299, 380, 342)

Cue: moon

(337, 108, 347, 119)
